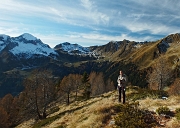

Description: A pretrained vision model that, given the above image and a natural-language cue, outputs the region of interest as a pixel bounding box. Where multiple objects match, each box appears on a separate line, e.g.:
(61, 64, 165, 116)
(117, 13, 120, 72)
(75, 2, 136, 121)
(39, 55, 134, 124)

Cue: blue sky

(1, 0, 180, 48)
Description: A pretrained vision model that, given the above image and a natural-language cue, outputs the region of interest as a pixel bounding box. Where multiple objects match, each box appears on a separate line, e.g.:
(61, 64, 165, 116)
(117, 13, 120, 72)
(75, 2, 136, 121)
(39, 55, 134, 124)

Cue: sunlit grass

(138, 96, 180, 112)
(16, 87, 180, 128)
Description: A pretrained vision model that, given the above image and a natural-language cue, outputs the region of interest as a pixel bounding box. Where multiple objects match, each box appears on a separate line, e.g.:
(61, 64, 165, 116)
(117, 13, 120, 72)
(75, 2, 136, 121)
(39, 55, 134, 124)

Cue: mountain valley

(0, 33, 180, 98)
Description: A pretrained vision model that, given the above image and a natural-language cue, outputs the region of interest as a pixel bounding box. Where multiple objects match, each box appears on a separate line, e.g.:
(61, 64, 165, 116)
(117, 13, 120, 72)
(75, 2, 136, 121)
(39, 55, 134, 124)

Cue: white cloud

(80, 0, 94, 11)
(37, 32, 154, 48)
(0, 0, 180, 47)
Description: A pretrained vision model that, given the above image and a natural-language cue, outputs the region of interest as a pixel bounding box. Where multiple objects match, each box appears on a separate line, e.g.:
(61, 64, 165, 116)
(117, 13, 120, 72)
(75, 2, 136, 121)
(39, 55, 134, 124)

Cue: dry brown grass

(43, 91, 180, 128)
(15, 119, 36, 128)
(16, 88, 180, 128)
(166, 118, 180, 128)
(138, 96, 180, 112)
(41, 91, 119, 128)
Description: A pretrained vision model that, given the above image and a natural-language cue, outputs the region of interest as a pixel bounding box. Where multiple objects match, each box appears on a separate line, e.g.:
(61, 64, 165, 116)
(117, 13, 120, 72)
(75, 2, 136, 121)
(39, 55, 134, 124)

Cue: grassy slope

(15, 34, 180, 128)
(100, 35, 180, 70)
(16, 88, 180, 128)
(98, 41, 160, 70)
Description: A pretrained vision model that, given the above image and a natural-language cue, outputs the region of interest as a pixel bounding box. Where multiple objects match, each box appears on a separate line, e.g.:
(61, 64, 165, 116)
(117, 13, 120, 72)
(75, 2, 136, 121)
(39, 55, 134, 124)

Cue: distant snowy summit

(54, 42, 91, 55)
(0, 33, 99, 60)
(0, 33, 57, 59)
(20, 33, 37, 40)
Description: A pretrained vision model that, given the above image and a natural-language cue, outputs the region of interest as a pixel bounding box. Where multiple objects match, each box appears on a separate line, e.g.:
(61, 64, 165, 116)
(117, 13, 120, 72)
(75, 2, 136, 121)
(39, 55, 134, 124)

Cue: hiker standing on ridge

(117, 70, 127, 104)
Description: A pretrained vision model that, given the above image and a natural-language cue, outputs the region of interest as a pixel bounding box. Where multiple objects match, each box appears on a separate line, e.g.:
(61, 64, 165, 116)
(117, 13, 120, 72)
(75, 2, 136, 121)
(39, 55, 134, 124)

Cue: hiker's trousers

(118, 86, 125, 104)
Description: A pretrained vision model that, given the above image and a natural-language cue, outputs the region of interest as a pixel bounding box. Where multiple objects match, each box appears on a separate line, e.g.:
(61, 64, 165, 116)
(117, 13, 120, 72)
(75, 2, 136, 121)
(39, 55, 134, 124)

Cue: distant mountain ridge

(1, 32, 180, 98)
(0, 33, 150, 60)
(1, 32, 180, 63)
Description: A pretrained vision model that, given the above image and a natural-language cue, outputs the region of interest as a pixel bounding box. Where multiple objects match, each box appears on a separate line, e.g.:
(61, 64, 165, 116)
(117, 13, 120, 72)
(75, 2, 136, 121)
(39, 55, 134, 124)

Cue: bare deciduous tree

(73, 74, 82, 100)
(148, 55, 172, 90)
(9, 97, 22, 126)
(38, 70, 56, 118)
(0, 94, 23, 127)
(90, 72, 105, 96)
(168, 78, 180, 96)
(0, 94, 13, 115)
(59, 74, 75, 105)
(23, 69, 55, 119)
(105, 78, 114, 92)
(0, 106, 9, 128)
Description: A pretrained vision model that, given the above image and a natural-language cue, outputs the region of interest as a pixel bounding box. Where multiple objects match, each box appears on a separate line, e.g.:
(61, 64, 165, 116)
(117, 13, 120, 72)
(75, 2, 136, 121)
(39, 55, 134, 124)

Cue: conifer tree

(82, 72, 91, 99)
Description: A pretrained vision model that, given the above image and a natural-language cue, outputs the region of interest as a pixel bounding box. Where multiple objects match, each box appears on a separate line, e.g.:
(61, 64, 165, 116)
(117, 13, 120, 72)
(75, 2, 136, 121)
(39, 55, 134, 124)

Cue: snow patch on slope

(61, 42, 90, 54)
(0, 34, 9, 41)
(10, 42, 57, 58)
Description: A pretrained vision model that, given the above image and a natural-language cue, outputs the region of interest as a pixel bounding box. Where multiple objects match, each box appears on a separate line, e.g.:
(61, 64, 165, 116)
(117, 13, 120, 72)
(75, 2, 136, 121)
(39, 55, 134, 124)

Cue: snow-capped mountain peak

(0, 33, 58, 59)
(54, 42, 100, 58)
(54, 42, 90, 54)
(20, 33, 37, 41)
(10, 41, 57, 58)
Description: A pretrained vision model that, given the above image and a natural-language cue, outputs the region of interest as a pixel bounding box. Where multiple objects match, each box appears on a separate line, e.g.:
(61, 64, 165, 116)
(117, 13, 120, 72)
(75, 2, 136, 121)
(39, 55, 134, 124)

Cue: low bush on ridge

(114, 102, 157, 128)
(175, 108, 180, 120)
(156, 106, 171, 115)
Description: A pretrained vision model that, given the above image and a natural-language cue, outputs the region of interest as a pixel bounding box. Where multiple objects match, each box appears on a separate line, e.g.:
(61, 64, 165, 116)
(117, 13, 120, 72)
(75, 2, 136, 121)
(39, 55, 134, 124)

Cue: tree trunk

(160, 74, 163, 90)
(67, 92, 70, 105)
(75, 86, 78, 101)
(35, 91, 41, 119)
